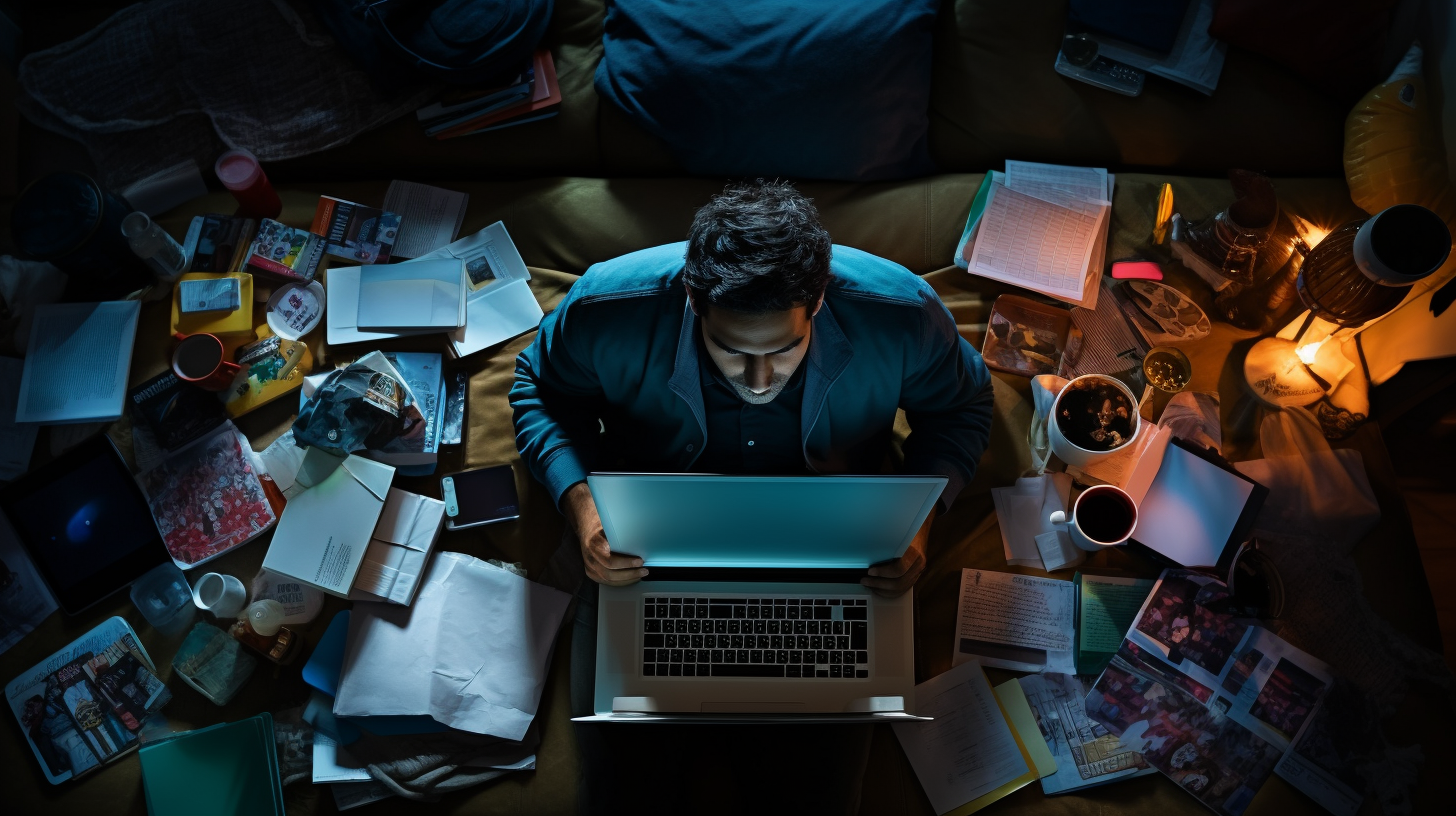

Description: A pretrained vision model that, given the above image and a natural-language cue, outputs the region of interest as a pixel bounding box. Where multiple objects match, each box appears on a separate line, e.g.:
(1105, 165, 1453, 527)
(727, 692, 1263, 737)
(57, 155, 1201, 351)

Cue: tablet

(0, 433, 169, 615)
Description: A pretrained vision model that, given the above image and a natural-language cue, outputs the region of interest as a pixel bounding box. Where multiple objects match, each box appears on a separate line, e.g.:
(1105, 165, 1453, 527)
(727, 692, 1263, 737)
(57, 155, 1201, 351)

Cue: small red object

(1111, 261, 1163, 280)
(215, 149, 282, 220)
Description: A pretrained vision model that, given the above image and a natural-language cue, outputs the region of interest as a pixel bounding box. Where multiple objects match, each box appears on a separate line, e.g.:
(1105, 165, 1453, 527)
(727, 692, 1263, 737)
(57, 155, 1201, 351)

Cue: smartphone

(441, 464, 520, 530)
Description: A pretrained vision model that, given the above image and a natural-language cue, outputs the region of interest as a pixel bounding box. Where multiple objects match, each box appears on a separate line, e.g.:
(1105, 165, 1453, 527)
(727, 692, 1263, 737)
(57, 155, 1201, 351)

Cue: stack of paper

(348, 488, 446, 606)
(357, 260, 466, 330)
(954, 161, 1113, 309)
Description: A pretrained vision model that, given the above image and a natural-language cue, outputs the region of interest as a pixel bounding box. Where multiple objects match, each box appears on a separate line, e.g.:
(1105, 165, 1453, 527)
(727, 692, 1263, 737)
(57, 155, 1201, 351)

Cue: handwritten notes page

(1078, 575, 1155, 654)
(953, 569, 1075, 673)
(892, 659, 1035, 816)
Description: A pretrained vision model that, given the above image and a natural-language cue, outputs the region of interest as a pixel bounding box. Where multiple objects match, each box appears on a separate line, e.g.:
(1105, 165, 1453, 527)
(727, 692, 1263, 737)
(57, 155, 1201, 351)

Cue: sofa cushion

(929, 0, 1350, 176)
(594, 0, 938, 180)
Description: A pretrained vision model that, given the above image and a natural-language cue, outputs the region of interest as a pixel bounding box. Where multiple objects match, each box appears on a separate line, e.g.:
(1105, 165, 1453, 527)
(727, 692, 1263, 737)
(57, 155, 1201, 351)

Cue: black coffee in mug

(174, 334, 223, 378)
(1056, 376, 1135, 452)
(1076, 488, 1137, 543)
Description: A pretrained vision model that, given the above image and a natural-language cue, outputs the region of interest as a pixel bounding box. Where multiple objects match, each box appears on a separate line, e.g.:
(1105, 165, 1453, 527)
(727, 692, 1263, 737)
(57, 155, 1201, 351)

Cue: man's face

(692, 290, 819, 405)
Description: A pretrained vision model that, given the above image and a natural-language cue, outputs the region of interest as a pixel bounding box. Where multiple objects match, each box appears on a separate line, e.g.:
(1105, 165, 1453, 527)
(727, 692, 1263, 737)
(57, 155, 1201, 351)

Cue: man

(510, 180, 994, 812)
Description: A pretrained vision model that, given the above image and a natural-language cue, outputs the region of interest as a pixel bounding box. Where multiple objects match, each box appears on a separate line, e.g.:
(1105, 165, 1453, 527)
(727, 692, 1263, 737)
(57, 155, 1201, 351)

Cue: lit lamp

(1244, 204, 1452, 408)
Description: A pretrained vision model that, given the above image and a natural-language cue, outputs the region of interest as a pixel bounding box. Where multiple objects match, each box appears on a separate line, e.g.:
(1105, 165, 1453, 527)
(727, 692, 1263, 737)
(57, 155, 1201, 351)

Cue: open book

(954, 161, 1113, 309)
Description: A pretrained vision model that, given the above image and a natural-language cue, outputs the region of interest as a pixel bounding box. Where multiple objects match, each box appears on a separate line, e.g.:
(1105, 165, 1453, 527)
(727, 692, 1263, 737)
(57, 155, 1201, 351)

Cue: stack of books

(417, 49, 562, 140)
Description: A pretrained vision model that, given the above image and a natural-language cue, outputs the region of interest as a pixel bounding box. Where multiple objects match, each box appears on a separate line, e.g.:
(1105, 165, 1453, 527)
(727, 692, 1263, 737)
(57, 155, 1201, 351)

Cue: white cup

(1048, 374, 1141, 469)
(1049, 485, 1139, 552)
(193, 572, 248, 619)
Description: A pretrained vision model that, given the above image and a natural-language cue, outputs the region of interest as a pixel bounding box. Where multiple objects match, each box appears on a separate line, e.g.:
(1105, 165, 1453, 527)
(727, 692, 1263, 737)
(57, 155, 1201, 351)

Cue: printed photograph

(1089, 658, 1284, 816)
(1250, 658, 1326, 740)
(1135, 574, 1249, 675)
(1119, 640, 1214, 704)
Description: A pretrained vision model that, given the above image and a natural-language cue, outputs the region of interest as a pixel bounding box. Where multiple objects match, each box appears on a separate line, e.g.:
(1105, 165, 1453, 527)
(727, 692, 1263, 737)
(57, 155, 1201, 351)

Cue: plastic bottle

(121, 211, 187, 283)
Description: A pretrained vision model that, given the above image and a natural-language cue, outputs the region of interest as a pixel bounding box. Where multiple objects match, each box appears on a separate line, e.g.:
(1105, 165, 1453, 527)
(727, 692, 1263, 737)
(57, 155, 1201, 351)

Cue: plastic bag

(292, 351, 424, 457)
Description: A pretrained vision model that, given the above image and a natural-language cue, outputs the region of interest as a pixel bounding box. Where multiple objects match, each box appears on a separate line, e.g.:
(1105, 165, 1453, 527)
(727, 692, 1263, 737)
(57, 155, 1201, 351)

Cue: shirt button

(747, 441, 755, 446)
(686, 444, 694, 452)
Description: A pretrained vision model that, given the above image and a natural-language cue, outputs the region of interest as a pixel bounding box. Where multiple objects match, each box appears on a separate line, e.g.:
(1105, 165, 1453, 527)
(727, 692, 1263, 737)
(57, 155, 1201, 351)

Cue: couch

(3, 2, 1451, 815)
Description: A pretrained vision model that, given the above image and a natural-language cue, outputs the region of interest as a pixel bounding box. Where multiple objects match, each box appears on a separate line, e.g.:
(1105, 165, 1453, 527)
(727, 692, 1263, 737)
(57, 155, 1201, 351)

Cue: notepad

(357, 260, 466, 330)
(892, 659, 1039, 815)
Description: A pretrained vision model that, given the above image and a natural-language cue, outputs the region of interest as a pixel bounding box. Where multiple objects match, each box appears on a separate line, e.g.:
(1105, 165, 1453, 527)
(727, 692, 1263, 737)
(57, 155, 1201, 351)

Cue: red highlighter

(1111, 261, 1163, 281)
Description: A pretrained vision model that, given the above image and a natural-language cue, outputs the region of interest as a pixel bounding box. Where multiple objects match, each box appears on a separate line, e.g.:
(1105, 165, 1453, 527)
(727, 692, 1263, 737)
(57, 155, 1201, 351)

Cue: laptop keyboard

(641, 596, 869, 679)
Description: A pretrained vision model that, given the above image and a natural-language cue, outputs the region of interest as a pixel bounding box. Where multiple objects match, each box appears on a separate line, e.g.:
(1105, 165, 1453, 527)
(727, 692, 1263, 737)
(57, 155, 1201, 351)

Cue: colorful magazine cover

(310, 196, 401, 265)
(137, 422, 276, 569)
(1084, 570, 1363, 816)
(245, 218, 323, 282)
(7, 617, 166, 784)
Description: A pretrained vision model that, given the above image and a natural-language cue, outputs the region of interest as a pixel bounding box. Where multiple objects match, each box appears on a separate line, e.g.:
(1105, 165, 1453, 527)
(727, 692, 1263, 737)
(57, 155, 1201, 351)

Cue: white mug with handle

(1049, 484, 1139, 552)
(193, 572, 248, 619)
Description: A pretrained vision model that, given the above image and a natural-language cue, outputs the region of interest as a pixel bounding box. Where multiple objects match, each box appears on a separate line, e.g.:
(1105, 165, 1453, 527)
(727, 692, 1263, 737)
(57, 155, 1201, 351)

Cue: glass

(214, 149, 282, 220)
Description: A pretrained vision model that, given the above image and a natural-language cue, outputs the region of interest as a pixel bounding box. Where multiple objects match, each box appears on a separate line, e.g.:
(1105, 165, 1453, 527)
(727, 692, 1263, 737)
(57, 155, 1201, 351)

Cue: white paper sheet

(967, 184, 1110, 305)
(334, 552, 571, 741)
(891, 659, 1031, 815)
(384, 180, 469, 259)
(1005, 160, 1109, 206)
(261, 455, 395, 597)
(312, 730, 372, 783)
(0, 511, 59, 655)
(0, 357, 38, 479)
(16, 301, 139, 424)
(348, 488, 444, 606)
(356, 261, 466, 330)
(953, 569, 1075, 674)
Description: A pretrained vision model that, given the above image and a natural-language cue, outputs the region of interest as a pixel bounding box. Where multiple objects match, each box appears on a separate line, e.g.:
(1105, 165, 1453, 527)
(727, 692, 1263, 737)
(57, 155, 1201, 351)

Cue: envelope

(334, 552, 571, 741)
(262, 454, 395, 597)
(349, 488, 445, 606)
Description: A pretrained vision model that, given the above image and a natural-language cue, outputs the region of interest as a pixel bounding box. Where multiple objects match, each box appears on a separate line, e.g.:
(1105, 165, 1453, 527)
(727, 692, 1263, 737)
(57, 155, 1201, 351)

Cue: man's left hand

(862, 506, 936, 597)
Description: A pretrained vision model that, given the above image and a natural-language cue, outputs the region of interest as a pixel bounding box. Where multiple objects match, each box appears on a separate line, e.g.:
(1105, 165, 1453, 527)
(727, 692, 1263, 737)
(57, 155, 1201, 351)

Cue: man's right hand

(562, 482, 648, 586)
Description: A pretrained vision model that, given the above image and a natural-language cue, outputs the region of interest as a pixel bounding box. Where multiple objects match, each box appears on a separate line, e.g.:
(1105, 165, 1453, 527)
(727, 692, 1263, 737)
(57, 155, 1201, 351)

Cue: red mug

(172, 332, 241, 391)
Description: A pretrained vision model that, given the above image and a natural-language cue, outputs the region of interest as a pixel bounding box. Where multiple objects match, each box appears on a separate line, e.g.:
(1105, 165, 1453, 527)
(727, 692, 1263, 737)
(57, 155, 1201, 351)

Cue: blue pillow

(595, 0, 938, 181)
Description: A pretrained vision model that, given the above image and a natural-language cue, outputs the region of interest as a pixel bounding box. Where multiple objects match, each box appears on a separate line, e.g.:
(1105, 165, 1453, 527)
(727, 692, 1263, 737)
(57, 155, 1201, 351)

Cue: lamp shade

(1296, 203, 1451, 327)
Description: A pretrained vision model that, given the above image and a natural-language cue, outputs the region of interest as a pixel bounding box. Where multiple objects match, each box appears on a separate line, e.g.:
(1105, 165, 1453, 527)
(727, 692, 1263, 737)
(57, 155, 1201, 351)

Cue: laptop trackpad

(701, 702, 806, 713)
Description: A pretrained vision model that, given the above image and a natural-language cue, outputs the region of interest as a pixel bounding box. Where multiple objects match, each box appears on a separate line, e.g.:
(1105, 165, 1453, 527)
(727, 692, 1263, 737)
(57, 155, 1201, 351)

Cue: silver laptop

(573, 473, 944, 723)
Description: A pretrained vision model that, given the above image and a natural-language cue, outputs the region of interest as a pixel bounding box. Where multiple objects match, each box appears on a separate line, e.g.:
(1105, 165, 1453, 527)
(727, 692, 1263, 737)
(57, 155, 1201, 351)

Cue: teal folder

(139, 713, 283, 816)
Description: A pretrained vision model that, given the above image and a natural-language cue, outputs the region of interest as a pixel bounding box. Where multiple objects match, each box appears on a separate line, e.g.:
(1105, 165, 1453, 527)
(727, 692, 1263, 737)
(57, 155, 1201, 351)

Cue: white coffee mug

(1049, 485, 1139, 552)
(193, 572, 248, 619)
(1047, 374, 1141, 468)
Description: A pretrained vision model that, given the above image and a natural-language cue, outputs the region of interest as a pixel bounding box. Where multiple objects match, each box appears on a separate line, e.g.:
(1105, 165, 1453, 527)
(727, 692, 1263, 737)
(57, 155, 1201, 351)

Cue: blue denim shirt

(510, 243, 994, 509)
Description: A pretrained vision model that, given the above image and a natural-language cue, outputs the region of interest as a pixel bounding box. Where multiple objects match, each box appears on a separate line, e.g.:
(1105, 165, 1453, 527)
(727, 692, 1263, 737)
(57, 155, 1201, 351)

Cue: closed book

(128, 370, 227, 451)
(436, 50, 561, 140)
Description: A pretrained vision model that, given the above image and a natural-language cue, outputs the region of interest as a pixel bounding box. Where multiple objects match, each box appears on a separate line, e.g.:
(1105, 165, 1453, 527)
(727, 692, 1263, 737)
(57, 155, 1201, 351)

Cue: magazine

(309, 196, 402, 265)
(244, 218, 323, 282)
(6, 617, 168, 784)
(128, 370, 228, 451)
(1084, 570, 1362, 816)
(137, 421, 277, 569)
(1017, 673, 1155, 794)
(183, 213, 255, 274)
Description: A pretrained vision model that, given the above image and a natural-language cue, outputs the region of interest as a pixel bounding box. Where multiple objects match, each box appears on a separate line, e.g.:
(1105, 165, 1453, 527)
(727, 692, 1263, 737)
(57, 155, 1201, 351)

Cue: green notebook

(139, 712, 283, 816)
(1074, 573, 1155, 676)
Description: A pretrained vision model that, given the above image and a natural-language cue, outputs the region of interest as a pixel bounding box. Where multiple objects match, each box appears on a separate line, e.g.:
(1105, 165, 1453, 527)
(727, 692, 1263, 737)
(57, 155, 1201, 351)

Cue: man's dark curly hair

(683, 180, 832, 314)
